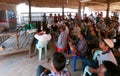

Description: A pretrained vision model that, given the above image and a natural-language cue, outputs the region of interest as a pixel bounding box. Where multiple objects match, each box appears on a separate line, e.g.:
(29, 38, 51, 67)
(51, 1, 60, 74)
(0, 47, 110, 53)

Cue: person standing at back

(47, 13, 54, 29)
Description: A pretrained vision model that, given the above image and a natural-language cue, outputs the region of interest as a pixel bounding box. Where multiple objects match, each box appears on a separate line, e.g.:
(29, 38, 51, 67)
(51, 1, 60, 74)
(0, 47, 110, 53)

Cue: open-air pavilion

(0, 0, 120, 76)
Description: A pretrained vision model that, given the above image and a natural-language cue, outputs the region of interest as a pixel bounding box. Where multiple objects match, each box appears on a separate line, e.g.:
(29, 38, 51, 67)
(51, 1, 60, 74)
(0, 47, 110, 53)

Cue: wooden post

(28, 0, 32, 26)
(78, 1, 81, 23)
(106, 0, 110, 18)
(28, 0, 31, 58)
(62, 0, 64, 20)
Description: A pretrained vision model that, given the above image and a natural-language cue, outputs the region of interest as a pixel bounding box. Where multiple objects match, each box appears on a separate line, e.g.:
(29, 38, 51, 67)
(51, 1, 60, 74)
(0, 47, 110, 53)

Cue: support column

(78, 1, 82, 23)
(106, 0, 110, 18)
(28, 0, 32, 25)
(62, 0, 64, 20)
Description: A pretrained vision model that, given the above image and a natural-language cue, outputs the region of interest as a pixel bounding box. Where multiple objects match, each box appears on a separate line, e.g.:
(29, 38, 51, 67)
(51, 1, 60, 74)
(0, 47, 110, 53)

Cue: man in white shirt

(34, 28, 51, 47)
(47, 13, 54, 28)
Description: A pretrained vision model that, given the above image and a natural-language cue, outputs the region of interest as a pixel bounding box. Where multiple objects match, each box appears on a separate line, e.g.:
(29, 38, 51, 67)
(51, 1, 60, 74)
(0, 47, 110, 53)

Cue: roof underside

(0, 0, 120, 11)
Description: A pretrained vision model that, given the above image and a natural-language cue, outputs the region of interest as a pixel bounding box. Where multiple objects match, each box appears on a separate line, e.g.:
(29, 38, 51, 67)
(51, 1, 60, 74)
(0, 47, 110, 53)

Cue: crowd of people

(34, 12, 120, 76)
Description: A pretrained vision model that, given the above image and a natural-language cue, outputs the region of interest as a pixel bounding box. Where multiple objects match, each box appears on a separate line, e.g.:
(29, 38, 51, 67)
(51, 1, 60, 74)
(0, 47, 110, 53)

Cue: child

(36, 52, 71, 76)
(81, 39, 117, 75)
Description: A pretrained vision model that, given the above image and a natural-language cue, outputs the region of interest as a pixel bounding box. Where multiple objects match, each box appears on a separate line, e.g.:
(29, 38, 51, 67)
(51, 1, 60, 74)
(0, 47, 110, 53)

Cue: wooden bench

(0, 31, 34, 58)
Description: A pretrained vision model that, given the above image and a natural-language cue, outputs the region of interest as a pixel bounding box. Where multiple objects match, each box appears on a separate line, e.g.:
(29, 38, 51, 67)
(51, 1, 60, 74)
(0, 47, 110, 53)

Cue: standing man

(47, 13, 54, 29)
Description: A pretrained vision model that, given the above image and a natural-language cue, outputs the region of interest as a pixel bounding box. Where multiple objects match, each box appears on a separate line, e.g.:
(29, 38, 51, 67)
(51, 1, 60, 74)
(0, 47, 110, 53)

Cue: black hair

(80, 31, 85, 37)
(44, 28, 50, 34)
(59, 25, 65, 31)
(52, 52, 66, 72)
(103, 61, 119, 76)
(94, 30, 99, 37)
(64, 22, 69, 27)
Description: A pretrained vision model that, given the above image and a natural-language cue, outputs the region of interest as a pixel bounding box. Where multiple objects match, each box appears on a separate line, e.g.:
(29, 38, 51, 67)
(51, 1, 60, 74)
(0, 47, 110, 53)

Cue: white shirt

(47, 16, 54, 25)
(34, 34, 51, 44)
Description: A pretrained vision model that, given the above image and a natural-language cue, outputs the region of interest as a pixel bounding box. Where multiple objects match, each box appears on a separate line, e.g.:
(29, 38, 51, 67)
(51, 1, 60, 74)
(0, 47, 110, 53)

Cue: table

(0, 30, 19, 48)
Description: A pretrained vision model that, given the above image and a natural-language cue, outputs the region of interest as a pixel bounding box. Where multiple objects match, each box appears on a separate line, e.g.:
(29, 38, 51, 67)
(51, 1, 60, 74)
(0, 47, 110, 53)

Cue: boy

(81, 39, 117, 75)
(36, 52, 71, 76)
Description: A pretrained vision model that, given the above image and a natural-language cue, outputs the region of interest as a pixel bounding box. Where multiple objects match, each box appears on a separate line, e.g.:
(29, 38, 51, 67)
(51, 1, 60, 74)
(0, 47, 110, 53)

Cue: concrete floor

(0, 40, 83, 76)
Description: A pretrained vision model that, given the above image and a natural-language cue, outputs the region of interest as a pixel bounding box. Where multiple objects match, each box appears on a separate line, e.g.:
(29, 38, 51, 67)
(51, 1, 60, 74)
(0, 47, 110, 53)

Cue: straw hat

(103, 39, 114, 48)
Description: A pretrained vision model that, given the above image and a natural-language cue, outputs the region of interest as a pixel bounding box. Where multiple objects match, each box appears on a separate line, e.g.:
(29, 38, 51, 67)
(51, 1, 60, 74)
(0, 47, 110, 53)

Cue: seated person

(81, 39, 118, 75)
(63, 22, 69, 34)
(34, 28, 51, 47)
(87, 30, 99, 57)
(87, 30, 99, 50)
(36, 52, 71, 76)
(72, 22, 81, 36)
(56, 25, 68, 52)
(51, 21, 58, 40)
(98, 61, 120, 76)
(68, 31, 87, 57)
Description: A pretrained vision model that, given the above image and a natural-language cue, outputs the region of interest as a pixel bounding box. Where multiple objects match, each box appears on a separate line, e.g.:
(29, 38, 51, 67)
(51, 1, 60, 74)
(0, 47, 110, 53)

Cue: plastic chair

(71, 50, 86, 72)
(92, 50, 102, 60)
(35, 41, 48, 61)
(82, 50, 102, 76)
(68, 49, 79, 72)
(82, 66, 92, 76)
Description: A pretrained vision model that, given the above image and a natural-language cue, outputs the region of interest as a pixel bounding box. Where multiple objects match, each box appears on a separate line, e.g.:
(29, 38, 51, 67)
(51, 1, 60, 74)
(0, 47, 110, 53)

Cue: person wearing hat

(96, 39, 117, 65)
(81, 38, 118, 75)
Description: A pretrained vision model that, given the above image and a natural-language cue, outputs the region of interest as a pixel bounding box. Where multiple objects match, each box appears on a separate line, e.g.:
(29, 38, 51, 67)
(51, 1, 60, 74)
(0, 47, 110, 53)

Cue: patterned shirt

(40, 69, 71, 76)
(75, 38, 87, 56)
(56, 31, 68, 49)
